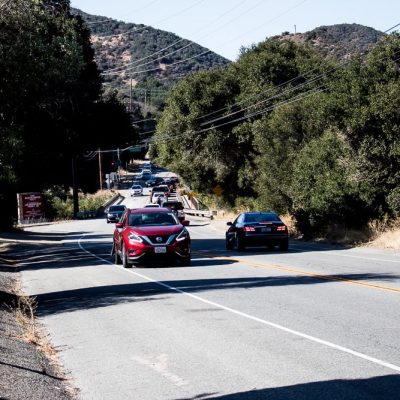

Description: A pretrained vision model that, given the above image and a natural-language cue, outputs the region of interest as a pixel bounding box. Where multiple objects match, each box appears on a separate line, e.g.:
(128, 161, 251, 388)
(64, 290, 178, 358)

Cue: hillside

(280, 23, 384, 60)
(70, 9, 384, 116)
(71, 8, 230, 94)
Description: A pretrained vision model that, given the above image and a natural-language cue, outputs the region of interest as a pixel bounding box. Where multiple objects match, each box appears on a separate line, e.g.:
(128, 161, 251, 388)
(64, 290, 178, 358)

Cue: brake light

(276, 226, 287, 231)
(243, 226, 256, 232)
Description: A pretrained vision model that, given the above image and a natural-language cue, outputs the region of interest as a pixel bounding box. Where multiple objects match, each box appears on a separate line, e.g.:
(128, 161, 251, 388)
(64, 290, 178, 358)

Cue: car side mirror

(182, 220, 190, 226)
(115, 222, 123, 228)
(227, 221, 232, 226)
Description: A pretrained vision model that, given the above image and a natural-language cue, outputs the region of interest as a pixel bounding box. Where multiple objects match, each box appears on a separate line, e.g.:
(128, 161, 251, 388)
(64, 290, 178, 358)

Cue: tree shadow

(174, 375, 400, 400)
(35, 270, 399, 317)
(0, 230, 90, 242)
(191, 238, 355, 256)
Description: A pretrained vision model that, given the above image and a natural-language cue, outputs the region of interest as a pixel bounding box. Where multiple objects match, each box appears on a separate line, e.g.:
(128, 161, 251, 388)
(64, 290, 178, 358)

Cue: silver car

(130, 185, 143, 196)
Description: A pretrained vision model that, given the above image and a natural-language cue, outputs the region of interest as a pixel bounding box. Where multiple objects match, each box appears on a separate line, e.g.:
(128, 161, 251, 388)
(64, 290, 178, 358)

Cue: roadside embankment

(0, 234, 77, 400)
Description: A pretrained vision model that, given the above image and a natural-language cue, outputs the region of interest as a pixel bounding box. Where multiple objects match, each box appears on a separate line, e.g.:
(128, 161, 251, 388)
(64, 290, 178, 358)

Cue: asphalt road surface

(20, 190, 400, 399)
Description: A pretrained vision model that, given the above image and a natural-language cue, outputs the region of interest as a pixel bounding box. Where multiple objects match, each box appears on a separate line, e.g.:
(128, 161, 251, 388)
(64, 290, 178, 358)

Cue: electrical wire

(86, 0, 161, 25)
(99, 0, 249, 74)
(99, 0, 288, 76)
(150, 46, 400, 143)
(94, 0, 206, 40)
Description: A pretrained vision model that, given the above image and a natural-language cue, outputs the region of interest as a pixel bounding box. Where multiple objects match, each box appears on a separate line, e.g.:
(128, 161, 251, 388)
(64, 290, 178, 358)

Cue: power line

(94, 0, 206, 40)
(102, 49, 212, 76)
(193, 23, 400, 127)
(99, 0, 277, 76)
(98, 0, 255, 74)
(86, 0, 161, 25)
(151, 40, 400, 144)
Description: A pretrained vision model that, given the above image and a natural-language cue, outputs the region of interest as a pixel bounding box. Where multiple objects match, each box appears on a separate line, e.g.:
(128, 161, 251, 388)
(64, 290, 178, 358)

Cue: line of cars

(109, 208, 289, 268)
(108, 163, 289, 267)
(108, 166, 191, 267)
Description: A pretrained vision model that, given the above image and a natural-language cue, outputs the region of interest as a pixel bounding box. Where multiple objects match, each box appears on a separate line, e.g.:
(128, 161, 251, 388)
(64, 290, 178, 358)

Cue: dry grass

(10, 295, 63, 368)
(365, 219, 400, 250)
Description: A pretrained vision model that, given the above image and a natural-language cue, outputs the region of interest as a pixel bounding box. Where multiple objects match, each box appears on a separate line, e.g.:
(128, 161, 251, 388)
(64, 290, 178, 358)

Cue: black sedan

(226, 212, 288, 251)
(144, 177, 164, 187)
(106, 205, 126, 223)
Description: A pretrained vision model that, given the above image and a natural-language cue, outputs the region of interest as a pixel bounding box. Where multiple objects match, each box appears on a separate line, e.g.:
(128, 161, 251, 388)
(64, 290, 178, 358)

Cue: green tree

(291, 130, 357, 231)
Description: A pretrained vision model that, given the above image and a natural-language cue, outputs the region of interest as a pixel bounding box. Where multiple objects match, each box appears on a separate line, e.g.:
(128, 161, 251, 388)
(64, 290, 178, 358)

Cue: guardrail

(76, 192, 123, 219)
(183, 209, 213, 219)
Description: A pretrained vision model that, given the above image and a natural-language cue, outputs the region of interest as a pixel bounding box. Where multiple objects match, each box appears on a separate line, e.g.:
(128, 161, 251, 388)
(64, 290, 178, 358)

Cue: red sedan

(112, 207, 191, 267)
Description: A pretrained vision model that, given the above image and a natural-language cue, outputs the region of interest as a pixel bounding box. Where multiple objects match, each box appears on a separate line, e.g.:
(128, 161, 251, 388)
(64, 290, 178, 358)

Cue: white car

(151, 192, 167, 204)
(130, 185, 143, 196)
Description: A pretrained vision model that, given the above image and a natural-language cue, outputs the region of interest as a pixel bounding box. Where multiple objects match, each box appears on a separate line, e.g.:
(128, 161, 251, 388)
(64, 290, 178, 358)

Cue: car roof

(243, 211, 278, 215)
(128, 207, 171, 214)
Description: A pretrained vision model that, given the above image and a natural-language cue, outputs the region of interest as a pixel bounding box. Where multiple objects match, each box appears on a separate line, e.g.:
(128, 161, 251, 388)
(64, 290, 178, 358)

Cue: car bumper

(125, 242, 190, 264)
(107, 216, 120, 222)
(242, 233, 288, 246)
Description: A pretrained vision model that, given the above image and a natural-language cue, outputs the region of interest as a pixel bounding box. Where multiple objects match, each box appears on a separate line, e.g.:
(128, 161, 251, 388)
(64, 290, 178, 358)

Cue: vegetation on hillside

(0, 0, 136, 229)
(151, 33, 400, 236)
(71, 7, 230, 113)
(281, 23, 384, 61)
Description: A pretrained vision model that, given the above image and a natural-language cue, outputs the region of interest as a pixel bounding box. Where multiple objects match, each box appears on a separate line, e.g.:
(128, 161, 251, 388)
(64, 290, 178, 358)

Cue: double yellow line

(194, 251, 400, 294)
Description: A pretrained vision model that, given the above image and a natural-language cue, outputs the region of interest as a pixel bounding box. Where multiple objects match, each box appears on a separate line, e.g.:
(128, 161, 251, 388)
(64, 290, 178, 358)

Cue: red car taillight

(243, 226, 256, 232)
(276, 226, 287, 231)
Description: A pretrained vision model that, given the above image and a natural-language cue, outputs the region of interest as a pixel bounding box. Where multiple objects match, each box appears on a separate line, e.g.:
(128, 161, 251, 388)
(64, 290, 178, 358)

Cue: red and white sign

(17, 192, 44, 221)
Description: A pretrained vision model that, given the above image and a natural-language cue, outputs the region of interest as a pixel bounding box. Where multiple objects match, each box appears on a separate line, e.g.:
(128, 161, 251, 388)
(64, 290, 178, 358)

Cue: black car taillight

(243, 226, 256, 232)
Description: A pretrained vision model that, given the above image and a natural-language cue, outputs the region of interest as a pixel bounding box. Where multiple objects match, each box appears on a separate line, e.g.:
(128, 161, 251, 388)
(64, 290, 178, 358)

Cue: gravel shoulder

(0, 236, 77, 400)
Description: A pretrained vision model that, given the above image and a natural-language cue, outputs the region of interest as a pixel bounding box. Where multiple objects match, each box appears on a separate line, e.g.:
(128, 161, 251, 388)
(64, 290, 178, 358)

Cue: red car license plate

(154, 247, 167, 253)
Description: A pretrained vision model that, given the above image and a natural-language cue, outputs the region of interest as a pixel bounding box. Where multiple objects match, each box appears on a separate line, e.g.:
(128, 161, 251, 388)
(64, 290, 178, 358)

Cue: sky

(70, 0, 400, 61)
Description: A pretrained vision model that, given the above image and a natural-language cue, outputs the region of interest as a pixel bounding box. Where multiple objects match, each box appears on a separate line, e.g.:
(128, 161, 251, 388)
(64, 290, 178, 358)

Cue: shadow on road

(174, 375, 400, 400)
(35, 268, 399, 317)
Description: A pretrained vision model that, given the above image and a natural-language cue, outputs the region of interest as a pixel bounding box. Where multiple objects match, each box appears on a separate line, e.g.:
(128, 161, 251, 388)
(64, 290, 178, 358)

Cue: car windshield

(244, 213, 280, 223)
(109, 206, 125, 212)
(128, 212, 178, 226)
(131, 185, 142, 189)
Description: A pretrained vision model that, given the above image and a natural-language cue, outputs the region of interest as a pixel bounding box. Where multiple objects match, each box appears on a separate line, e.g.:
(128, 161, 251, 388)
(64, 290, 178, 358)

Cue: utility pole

(72, 157, 79, 218)
(294, 24, 297, 34)
(144, 89, 147, 113)
(117, 147, 120, 183)
(129, 75, 133, 113)
(98, 148, 103, 191)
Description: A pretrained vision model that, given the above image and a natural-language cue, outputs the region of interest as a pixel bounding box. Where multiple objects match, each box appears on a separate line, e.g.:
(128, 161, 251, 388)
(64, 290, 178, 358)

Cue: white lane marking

(290, 244, 400, 264)
(77, 236, 400, 373)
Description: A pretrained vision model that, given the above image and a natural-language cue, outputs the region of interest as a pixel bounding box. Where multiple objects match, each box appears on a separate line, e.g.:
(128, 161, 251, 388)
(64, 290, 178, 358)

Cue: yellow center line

(193, 251, 400, 294)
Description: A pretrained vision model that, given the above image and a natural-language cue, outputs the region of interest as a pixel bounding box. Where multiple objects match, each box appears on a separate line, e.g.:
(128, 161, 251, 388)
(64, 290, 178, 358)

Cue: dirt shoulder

(0, 237, 77, 400)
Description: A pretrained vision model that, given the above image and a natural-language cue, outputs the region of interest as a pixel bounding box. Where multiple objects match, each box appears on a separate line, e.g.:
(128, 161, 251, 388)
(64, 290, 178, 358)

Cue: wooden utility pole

(72, 157, 79, 218)
(129, 75, 133, 113)
(98, 148, 103, 191)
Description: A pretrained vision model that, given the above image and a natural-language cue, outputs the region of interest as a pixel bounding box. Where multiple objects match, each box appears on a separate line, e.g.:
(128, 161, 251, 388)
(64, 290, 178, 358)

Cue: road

(20, 188, 400, 399)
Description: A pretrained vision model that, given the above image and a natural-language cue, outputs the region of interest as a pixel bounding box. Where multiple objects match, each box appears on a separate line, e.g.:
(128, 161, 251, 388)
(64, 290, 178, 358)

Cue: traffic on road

(17, 161, 400, 400)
